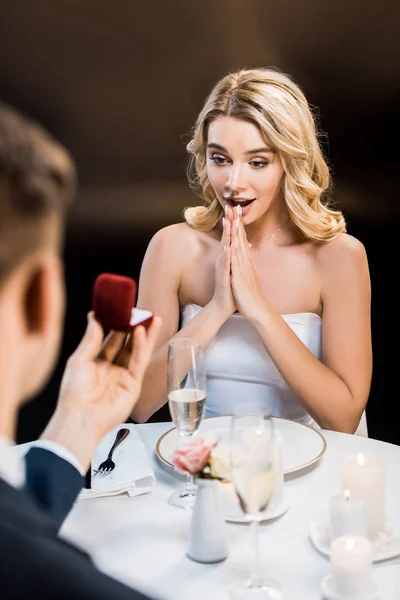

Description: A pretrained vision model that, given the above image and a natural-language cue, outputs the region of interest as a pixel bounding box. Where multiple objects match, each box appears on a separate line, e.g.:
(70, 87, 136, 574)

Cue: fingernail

(236, 205, 242, 216)
(248, 242, 252, 248)
(224, 245, 227, 253)
(235, 240, 239, 248)
(224, 204, 228, 215)
(222, 217, 225, 227)
(236, 218, 239, 229)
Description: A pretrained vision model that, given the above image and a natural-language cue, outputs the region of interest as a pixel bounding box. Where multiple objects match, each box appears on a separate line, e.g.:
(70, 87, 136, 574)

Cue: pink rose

(171, 434, 217, 475)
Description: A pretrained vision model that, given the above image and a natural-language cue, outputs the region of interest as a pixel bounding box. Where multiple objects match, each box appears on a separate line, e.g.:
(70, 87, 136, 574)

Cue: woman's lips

(226, 198, 256, 216)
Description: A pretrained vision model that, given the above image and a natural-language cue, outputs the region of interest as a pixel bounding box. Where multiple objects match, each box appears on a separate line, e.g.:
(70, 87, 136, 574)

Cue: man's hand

(41, 312, 161, 471)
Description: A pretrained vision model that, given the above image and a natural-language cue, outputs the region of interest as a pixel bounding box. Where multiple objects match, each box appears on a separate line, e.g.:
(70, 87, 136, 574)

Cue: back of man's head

(0, 103, 78, 418)
(0, 102, 77, 285)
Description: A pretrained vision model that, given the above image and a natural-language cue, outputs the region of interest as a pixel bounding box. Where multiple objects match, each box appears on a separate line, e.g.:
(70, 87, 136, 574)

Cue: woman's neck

(244, 205, 290, 246)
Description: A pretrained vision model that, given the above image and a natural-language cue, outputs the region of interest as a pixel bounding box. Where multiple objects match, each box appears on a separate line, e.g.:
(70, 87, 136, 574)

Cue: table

(60, 422, 400, 599)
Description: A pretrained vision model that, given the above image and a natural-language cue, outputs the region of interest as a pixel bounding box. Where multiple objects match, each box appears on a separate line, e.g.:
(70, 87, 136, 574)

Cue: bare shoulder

(146, 222, 202, 258)
(149, 222, 195, 247)
(142, 222, 213, 280)
(315, 233, 368, 270)
(315, 233, 370, 295)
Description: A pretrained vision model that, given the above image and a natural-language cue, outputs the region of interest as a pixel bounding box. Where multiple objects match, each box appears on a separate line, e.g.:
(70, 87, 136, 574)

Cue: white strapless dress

(181, 304, 368, 436)
(181, 304, 322, 428)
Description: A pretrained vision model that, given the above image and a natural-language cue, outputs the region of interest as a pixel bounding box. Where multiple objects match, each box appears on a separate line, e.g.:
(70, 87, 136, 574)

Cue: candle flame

(357, 453, 365, 466)
(344, 489, 351, 501)
(345, 539, 355, 550)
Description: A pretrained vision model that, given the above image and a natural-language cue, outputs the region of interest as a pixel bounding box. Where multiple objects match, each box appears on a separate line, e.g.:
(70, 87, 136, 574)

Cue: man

(0, 102, 162, 598)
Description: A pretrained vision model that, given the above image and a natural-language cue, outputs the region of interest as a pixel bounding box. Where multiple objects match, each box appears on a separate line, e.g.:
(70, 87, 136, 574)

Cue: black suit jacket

(25, 447, 85, 528)
(0, 449, 157, 600)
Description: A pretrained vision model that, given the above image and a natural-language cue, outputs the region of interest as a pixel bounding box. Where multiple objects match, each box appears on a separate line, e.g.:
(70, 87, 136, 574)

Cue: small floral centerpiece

(171, 434, 231, 480)
(173, 434, 231, 564)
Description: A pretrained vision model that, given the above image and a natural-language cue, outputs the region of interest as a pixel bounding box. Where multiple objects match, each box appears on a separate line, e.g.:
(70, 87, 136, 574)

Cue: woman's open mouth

(226, 198, 255, 208)
(225, 198, 256, 216)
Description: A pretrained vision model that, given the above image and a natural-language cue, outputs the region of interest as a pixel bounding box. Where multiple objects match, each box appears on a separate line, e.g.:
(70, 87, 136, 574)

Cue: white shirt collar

(0, 435, 25, 488)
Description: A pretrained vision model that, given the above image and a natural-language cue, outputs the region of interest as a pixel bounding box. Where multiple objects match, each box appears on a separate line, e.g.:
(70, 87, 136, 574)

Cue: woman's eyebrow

(207, 143, 273, 154)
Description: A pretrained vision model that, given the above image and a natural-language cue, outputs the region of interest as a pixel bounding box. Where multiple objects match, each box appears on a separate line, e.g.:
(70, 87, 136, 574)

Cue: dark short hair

(0, 102, 77, 281)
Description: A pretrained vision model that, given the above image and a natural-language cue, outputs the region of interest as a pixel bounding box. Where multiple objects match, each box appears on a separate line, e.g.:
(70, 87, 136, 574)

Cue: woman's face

(206, 116, 285, 223)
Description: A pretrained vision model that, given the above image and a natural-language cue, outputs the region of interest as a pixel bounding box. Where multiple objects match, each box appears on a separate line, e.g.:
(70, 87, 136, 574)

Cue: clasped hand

(213, 205, 266, 321)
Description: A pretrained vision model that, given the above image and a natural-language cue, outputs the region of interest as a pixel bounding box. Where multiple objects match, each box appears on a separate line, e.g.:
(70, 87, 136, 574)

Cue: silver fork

(93, 428, 130, 477)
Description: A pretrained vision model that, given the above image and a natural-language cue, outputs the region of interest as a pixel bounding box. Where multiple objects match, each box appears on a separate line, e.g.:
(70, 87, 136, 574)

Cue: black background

(0, 1, 397, 444)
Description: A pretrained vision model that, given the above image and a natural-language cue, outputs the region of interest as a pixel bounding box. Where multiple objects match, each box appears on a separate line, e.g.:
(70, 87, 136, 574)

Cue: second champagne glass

(229, 404, 282, 599)
(167, 337, 207, 509)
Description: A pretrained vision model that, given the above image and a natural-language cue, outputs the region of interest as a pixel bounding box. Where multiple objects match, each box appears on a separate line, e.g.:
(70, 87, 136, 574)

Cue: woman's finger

(231, 207, 239, 250)
(225, 215, 232, 251)
(235, 208, 252, 266)
(230, 232, 239, 284)
(225, 204, 234, 223)
(223, 244, 232, 285)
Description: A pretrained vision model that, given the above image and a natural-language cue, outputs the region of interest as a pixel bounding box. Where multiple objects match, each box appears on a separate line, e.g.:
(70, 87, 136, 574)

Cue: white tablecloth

(60, 423, 400, 599)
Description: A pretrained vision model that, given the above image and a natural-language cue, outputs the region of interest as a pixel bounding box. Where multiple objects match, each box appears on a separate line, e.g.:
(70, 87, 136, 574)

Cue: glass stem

(249, 519, 261, 587)
(185, 472, 196, 494)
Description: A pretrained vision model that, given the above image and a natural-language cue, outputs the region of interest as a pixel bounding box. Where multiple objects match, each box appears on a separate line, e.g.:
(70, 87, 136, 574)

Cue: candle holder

(310, 452, 400, 563)
(320, 536, 379, 600)
(321, 573, 379, 600)
(309, 519, 400, 562)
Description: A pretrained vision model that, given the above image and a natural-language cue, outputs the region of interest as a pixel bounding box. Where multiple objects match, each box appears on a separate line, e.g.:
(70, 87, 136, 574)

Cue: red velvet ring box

(92, 273, 153, 332)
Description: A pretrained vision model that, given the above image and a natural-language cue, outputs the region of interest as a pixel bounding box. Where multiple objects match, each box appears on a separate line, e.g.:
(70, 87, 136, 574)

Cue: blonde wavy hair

(184, 67, 346, 242)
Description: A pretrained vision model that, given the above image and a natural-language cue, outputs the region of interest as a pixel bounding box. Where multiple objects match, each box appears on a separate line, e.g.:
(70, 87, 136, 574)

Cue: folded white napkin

(79, 424, 155, 500)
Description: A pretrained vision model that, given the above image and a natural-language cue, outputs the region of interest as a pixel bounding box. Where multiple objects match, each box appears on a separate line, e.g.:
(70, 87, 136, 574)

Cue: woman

(131, 67, 372, 434)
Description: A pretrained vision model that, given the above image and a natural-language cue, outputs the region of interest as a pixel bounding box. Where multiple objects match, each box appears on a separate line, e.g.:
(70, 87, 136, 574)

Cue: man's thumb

(72, 311, 104, 362)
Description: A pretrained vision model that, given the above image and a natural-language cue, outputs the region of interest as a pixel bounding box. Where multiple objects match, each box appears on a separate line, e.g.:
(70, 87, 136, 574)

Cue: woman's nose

(224, 165, 246, 195)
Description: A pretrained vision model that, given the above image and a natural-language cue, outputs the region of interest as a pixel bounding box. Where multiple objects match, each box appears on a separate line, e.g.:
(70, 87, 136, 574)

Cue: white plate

(155, 415, 327, 477)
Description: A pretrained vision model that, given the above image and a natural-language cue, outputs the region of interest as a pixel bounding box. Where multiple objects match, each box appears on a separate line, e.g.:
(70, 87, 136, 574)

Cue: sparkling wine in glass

(229, 404, 281, 600)
(168, 388, 206, 435)
(167, 338, 207, 509)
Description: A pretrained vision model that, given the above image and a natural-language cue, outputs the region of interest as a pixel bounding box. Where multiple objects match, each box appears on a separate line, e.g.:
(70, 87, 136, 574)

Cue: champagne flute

(229, 404, 281, 599)
(167, 337, 207, 509)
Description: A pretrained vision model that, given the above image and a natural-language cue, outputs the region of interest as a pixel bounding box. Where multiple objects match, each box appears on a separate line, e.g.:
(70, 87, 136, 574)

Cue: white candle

(331, 535, 373, 598)
(270, 428, 283, 506)
(329, 489, 367, 541)
(341, 453, 386, 538)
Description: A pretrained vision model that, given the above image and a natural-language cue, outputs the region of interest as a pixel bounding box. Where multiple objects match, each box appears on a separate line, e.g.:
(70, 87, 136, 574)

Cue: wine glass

(167, 337, 207, 509)
(229, 404, 282, 599)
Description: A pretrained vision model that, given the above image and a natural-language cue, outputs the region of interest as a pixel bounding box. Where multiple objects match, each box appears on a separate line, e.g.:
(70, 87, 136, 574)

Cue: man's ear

(24, 266, 45, 333)
(22, 257, 64, 336)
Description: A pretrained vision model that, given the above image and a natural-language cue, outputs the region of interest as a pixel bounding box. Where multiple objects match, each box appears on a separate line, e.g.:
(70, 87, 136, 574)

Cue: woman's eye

(210, 155, 229, 165)
(250, 161, 268, 169)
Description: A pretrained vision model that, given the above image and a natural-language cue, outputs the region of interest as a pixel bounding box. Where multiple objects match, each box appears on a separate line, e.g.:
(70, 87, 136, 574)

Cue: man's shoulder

(0, 475, 56, 533)
(0, 474, 155, 600)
